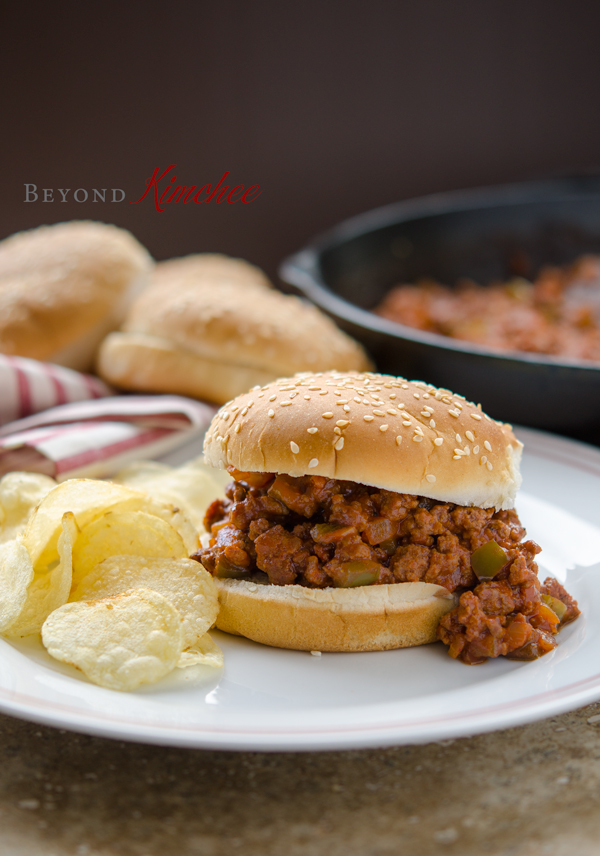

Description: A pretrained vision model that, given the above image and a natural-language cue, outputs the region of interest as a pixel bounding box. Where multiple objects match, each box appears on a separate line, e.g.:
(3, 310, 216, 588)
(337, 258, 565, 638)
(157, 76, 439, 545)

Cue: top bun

(204, 371, 523, 510)
(0, 221, 152, 371)
(97, 255, 371, 404)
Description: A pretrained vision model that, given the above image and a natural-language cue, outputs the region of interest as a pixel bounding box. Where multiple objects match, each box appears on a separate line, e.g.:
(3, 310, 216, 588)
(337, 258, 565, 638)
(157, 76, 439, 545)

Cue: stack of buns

(97, 254, 371, 404)
(0, 221, 152, 372)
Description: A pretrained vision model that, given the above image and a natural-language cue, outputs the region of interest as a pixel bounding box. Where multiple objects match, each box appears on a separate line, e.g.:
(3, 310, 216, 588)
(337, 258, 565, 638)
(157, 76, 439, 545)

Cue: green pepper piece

(542, 594, 568, 622)
(214, 557, 249, 579)
(379, 538, 398, 556)
(470, 539, 509, 581)
(334, 560, 380, 587)
(310, 523, 354, 543)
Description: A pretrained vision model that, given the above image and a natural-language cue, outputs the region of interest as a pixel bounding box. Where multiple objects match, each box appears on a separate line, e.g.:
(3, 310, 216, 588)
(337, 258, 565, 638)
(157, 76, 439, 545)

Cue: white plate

(0, 427, 599, 752)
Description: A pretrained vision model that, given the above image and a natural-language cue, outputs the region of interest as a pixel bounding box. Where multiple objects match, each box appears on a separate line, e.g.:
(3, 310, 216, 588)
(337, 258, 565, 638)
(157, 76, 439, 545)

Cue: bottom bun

(97, 332, 279, 405)
(213, 578, 457, 652)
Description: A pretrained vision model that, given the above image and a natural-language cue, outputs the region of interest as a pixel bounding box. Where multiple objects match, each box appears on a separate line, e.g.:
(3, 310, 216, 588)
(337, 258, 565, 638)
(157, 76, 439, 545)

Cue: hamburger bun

(97, 256, 371, 404)
(0, 221, 152, 371)
(201, 371, 523, 652)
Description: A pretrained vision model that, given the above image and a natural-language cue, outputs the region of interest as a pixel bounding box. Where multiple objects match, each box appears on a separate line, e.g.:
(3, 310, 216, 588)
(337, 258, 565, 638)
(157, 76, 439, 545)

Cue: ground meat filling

(196, 469, 580, 664)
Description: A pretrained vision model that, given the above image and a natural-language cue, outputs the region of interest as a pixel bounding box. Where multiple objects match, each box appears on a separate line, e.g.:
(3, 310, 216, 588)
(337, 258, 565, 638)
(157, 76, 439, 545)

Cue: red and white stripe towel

(0, 395, 216, 480)
(0, 354, 110, 426)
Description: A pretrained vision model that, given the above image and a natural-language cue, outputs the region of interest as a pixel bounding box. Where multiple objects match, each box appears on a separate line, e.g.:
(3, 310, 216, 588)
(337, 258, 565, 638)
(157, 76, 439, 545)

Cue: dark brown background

(2, 0, 600, 280)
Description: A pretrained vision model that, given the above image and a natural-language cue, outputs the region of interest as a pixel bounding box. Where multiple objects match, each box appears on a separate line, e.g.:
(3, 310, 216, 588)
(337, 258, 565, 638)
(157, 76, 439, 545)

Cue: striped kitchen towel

(0, 353, 110, 426)
(0, 395, 216, 479)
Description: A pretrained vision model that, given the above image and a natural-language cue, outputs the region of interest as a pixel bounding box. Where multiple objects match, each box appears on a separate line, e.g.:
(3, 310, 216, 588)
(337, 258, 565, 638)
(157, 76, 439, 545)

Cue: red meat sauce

(195, 469, 580, 665)
(374, 254, 600, 362)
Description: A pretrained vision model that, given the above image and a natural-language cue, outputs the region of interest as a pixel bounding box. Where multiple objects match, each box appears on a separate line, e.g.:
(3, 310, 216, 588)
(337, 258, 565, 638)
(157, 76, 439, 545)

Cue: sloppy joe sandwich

(97, 255, 371, 405)
(0, 221, 152, 371)
(195, 370, 579, 661)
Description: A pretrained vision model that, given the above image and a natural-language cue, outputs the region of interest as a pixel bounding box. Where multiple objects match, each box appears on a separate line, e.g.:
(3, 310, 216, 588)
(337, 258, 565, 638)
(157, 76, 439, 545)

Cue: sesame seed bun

(201, 371, 522, 653)
(0, 221, 152, 371)
(204, 371, 523, 511)
(97, 257, 371, 404)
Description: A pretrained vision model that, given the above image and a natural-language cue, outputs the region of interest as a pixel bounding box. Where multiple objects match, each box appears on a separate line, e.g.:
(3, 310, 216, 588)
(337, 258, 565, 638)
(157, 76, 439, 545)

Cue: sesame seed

(241, 407, 248, 416)
(334, 427, 342, 435)
(398, 403, 405, 409)
(307, 427, 318, 434)
(396, 436, 402, 445)
(343, 405, 350, 412)
(481, 456, 487, 465)
(281, 401, 292, 406)
(421, 411, 430, 418)
(402, 420, 412, 427)
(429, 419, 436, 428)
(268, 409, 275, 418)
(269, 395, 276, 402)
(484, 441, 492, 452)
(235, 423, 241, 433)
(414, 426, 424, 434)
(322, 412, 333, 419)
(454, 449, 465, 456)
(380, 424, 389, 432)
(336, 420, 349, 427)
(426, 474, 436, 483)
(289, 392, 298, 398)
(389, 393, 397, 399)
(384, 383, 393, 388)
(449, 410, 460, 418)
(304, 395, 311, 400)
(354, 397, 362, 403)
(434, 437, 443, 446)
(473, 445, 479, 454)
(222, 411, 229, 420)
(423, 393, 430, 399)
(290, 441, 299, 454)
(231, 405, 239, 411)
(334, 437, 344, 451)
(466, 431, 475, 442)
(453, 455, 462, 460)
(335, 399, 348, 405)
(319, 391, 328, 395)
(486, 461, 493, 471)
(471, 413, 482, 421)
(373, 410, 385, 417)
(413, 435, 424, 443)
(364, 415, 374, 422)
(387, 408, 397, 415)
(413, 393, 420, 399)
(308, 458, 319, 468)
(309, 386, 321, 391)
(455, 434, 462, 443)
(464, 446, 471, 455)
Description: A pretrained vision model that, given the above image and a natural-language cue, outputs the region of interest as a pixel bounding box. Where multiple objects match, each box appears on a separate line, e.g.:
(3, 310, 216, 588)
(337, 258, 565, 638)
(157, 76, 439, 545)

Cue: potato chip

(178, 632, 224, 669)
(7, 512, 77, 638)
(41, 588, 184, 691)
(70, 511, 187, 589)
(23, 479, 148, 572)
(71, 556, 218, 649)
(114, 456, 228, 533)
(139, 498, 199, 554)
(0, 539, 35, 632)
(0, 472, 56, 544)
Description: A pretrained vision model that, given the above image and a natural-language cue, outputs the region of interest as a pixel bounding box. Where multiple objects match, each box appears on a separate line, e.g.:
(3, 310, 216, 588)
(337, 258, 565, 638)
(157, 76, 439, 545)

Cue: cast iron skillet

(279, 177, 600, 441)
